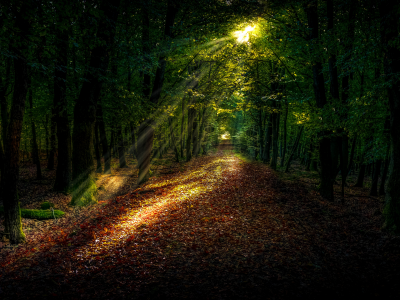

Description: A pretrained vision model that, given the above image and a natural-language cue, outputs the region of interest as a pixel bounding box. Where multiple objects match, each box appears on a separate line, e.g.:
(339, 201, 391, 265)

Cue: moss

(70, 175, 98, 206)
(40, 201, 55, 210)
(0, 206, 65, 220)
(21, 209, 65, 220)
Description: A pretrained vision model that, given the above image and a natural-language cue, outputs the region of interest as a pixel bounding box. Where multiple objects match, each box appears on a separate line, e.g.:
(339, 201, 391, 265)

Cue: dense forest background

(0, 0, 399, 250)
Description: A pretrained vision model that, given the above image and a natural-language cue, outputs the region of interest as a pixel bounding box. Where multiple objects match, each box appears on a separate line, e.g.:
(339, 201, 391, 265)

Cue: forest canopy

(0, 0, 400, 247)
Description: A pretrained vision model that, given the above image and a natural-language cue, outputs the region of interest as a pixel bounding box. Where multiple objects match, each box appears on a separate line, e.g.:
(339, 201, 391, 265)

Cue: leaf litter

(1, 143, 400, 299)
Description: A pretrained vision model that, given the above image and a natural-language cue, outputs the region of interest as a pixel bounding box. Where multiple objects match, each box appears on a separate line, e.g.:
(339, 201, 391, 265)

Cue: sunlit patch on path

(1, 142, 399, 299)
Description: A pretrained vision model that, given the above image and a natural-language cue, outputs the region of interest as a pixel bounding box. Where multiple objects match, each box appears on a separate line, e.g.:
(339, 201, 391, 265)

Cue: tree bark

(1, 2, 30, 244)
(263, 113, 272, 163)
(47, 111, 56, 170)
(53, 27, 72, 192)
(306, 1, 334, 201)
(284, 126, 303, 173)
(117, 125, 127, 168)
(137, 0, 179, 184)
(380, 153, 390, 196)
(270, 103, 280, 170)
(130, 122, 137, 158)
(28, 83, 42, 179)
(94, 121, 102, 173)
(168, 117, 180, 162)
(97, 103, 110, 174)
(180, 97, 186, 158)
(280, 100, 288, 167)
(380, 1, 400, 232)
(370, 160, 382, 196)
(186, 104, 195, 161)
(71, 0, 120, 205)
(192, 107, 200, 157)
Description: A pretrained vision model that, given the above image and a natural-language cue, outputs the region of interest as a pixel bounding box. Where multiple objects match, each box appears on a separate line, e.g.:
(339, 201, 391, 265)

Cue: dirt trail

(0, 144, 400, 299)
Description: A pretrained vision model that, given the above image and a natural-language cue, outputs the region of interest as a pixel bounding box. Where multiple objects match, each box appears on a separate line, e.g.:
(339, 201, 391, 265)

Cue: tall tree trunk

(180, 97, 186, 158)
(118, 125, 127, 168)
(71, 0, 120, 205)
(94, 121, 102, 173)
(192, 107, 200, 157)
(186, 104, 195, 162)
(44, 114, 49, 159)
(97, 103, 110, 174)
(47, 111, 56, 170)
(198, 108, 208, 155)
(137, 0, 179, 184)
(28, 84, 42, 179)
(280, 100, 288, 167)
(130, 122, 137, 158)
(284, 126, 304, 172)
(380, 1, 400, 232)
(370, 160, 382, 196)
(2, 3, 30, 244)
(53, 28, 72, 192)
(110, 130, 116, 158)
(263, 113, 272, 163)
(306, 1, 334, 201)
(347, 134, 357, 176)
(339, 0, 356, 189)
(380, 153, 390, 195)
(168, 117, 180, 162)
(258, 109, 264, 159)
(270, 103, 280, 170)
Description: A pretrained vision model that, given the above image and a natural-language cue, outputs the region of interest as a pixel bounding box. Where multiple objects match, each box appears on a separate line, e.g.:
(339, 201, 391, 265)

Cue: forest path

(0, 142, 399, 299)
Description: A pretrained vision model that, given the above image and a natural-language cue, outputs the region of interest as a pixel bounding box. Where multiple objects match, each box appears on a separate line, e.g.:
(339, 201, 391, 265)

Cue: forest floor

(1, 142, 400, 299)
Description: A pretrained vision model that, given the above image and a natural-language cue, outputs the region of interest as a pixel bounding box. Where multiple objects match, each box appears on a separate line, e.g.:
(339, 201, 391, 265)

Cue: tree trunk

(370, 160, 382, 196)
(347, 134, 357, 176)
(306, 1, 334, 201)
(47, 111, 56, 170)
(280, 100, 288, 167)
(263, 113, 272, 163)
(137, 119, 154, 184)
(381, 1, 400, 232)
(137, 0, 179, 184)
(1, 3, 30, 244)
(258, 109, 264, 159)
(97, 103, 110, 174)
(28, 84, 42, 179)
(284, 126, 303, 172)
(168, 117, 180, 162)
(94, 121, 102, 173)
(380, 154, 390, 195)
(186, 104, 195, 162)
(71, 0, 120, 206)
(53, 26, 71, 192)
(130, 122, 137, 158)
(270, 104, 280, 170)
(192, 108, 200, 157)
(180, 97, 186, 158)
(118, 125, 127, 168)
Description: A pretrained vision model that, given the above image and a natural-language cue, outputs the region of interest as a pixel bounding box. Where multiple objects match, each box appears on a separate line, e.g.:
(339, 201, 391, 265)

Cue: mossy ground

(0, 206, 65, 220)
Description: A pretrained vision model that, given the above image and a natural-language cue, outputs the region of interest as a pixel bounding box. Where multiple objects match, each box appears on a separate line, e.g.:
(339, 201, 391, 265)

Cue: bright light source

(244, 25, 255, 32)
(233, 25, 255, 43)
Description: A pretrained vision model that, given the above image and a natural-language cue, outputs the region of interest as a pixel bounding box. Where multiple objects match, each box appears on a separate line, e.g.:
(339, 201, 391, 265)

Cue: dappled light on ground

(1, 143, 400, 299)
